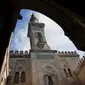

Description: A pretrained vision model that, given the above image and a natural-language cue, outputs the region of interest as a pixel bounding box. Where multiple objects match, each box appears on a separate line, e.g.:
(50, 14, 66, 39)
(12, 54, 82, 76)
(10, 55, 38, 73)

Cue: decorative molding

(30, 49, 57, 53)
(29, 22, 45, 28)
(10, 55, 30, 58)
(37, 54, 53, 59)
(44, 66, 53, 73)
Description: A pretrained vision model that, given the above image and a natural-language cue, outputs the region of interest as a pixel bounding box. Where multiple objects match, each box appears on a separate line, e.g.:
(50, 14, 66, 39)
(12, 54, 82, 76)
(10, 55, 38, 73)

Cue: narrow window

(48, 76, 54, 85)
(44, 75, 54, 85)
(68, 68, 72, 77)
(21, 71, 25, 83)
(14, 72, 19, 84)
(64, 69, 69, 77)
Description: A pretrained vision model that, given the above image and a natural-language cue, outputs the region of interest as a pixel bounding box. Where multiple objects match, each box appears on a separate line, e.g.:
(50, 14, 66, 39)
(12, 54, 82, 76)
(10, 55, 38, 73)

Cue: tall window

(14, 72, 19, 84)
(44, 75, 54, 85)
(21, 71, 25, 83)
(64, 69, 69, 77)
(48, 76, 54, 85)
(67, 68, 72, 77)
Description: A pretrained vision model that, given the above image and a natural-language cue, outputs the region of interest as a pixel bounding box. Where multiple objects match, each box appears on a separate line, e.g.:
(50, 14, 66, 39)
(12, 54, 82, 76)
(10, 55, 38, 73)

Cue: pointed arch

(42, 65, 59, 85)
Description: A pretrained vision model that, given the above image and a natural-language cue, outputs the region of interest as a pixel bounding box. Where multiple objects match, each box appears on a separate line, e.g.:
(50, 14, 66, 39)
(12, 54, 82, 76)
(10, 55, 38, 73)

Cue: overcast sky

(10, 9, 85, 58)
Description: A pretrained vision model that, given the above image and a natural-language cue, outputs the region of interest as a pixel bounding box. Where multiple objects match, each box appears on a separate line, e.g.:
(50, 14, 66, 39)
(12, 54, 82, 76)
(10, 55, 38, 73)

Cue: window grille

(14, 72, 19, 84)
(44, 75, 54, 85)
(21, 71, 25, 83)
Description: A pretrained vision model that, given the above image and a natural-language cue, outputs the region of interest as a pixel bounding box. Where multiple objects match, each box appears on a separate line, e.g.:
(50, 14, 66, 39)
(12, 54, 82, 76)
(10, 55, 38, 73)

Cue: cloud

(10, 19, 30, 51)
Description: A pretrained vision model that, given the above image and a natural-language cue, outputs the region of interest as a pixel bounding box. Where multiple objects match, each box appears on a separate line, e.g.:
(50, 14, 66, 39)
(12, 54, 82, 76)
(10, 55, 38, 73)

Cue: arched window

(67, 68, 72, 77)
(21, 71, 25, 83)
(14, 72, 19, 84)
(63, 69, 69, 77)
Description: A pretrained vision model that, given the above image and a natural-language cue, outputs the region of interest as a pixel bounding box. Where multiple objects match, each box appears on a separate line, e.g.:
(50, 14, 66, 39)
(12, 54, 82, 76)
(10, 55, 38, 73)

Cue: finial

(30, 13, 38, 22)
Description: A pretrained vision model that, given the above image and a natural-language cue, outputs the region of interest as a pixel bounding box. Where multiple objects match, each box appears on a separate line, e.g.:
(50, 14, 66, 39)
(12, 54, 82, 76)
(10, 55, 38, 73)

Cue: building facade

(73, 56, 85, 85)
(0, 32, 13, 85)
(8, 14, 80, 85)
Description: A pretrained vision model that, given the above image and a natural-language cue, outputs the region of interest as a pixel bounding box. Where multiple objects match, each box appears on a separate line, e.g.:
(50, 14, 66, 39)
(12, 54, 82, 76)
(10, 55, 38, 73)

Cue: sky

(10, 9, 85, 58)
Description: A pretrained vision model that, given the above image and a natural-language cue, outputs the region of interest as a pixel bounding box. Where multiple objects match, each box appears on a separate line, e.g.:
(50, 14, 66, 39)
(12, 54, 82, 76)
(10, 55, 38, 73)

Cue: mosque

(1, 14, 84, 85)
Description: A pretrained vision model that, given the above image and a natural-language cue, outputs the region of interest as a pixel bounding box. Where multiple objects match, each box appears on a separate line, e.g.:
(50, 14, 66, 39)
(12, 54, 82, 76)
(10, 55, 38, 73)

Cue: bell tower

(27, 14, 50, 50)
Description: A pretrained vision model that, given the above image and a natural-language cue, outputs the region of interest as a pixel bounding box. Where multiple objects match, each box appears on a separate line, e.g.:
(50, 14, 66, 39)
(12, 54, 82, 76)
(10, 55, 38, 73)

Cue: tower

(27, 13, 50, 50)
(27, 14, 67, 85)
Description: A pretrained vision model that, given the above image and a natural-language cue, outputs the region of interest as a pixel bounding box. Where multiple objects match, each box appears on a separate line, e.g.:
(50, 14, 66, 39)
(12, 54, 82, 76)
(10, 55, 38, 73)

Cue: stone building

(8, 50, 31, 85)
(57, 51, 80, 76)
(73, 56, 85, 85)
(0, 32, 13, 85)
(8, 14, 80, 85)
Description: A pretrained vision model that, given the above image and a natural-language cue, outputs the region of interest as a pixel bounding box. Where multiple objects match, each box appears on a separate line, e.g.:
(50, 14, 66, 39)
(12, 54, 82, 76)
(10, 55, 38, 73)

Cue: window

(14, 72, 19, 84)
(14, 71, 26, 84)
(44, 75, 54, 85)
(36, 32, 43, 42)
(48, 76, 54, 85)
(64, 69, 69, 77)
(21, 71, 25, 83)
(67, 68, 72, 77)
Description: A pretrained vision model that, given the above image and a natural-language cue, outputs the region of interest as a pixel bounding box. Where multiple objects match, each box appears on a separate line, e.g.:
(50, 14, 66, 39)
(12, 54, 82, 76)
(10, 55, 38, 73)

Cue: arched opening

(44, 75, 54, 85)
(1, 2, 84, 85)
(1, 0, 85, 72)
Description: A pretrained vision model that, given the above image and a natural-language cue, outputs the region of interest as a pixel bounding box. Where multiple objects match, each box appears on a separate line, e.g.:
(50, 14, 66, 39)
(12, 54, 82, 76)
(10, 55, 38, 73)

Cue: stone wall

(8, 50, 31, 85)
(73, 56, 85, 85)
(30, 51, 71, 85)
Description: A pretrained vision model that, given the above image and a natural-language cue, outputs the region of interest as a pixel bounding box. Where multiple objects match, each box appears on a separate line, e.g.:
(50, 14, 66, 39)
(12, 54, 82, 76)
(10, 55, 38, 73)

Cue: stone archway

(43, 66, 59, 85)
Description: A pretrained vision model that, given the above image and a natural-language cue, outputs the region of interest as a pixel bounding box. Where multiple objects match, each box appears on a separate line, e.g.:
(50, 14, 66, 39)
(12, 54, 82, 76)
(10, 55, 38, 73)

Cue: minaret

(27, 14, 67, 85)
(27, 14, 50, 50)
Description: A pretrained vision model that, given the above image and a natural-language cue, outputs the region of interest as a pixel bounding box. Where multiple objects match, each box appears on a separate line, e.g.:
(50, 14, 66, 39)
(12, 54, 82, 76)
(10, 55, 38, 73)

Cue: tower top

(30, 13, 38, 22)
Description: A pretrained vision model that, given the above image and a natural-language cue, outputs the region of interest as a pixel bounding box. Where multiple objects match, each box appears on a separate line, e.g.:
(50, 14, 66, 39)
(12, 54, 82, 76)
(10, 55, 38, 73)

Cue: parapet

(73, 56, 85, 75)
(9, 50, 29, 55)
(57, 51, 79, 57)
